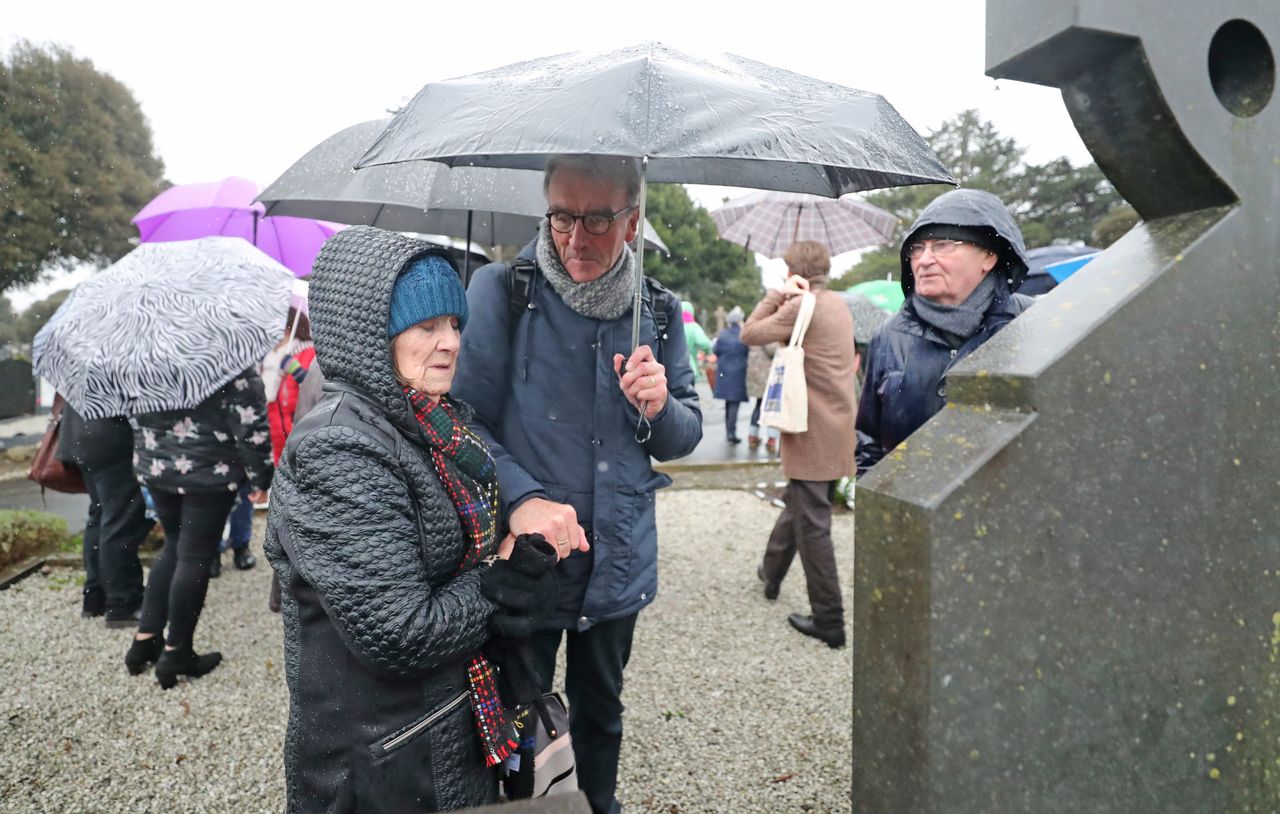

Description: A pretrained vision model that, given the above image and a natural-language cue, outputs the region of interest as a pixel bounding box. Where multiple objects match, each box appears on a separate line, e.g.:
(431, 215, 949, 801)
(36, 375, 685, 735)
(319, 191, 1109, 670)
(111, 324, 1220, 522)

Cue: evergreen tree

(833, 110, 1122, 290)
(642, 184, 762, 320)
(1, 42, 167, 292)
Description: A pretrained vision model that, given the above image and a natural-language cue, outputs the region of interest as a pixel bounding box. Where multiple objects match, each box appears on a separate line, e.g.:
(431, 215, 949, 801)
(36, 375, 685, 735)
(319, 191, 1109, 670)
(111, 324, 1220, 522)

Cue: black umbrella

(257, 119, 669, 281)
(357, 42, 954, 348)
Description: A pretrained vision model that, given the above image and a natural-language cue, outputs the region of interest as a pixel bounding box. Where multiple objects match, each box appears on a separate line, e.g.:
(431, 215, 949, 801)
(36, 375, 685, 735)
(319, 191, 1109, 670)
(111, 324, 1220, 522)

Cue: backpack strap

(644, 277, 674, 340)
(505, 258, 676, 359)
(507, 259, 537, 326)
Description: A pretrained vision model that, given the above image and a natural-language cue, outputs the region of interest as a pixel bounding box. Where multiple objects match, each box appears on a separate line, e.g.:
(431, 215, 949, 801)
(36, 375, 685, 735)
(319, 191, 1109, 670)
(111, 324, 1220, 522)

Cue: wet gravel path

(0, 489, 852, 813)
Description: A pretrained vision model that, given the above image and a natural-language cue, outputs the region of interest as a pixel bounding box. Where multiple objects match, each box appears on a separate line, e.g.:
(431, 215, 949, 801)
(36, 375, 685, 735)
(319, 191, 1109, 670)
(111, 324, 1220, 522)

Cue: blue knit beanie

(387, 254, 468, 338)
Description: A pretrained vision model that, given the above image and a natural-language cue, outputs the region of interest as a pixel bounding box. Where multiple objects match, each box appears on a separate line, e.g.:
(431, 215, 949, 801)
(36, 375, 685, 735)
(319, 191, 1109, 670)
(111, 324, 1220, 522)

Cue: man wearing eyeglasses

(453, 154, 702, 814)
(855, 188, 1035, 477)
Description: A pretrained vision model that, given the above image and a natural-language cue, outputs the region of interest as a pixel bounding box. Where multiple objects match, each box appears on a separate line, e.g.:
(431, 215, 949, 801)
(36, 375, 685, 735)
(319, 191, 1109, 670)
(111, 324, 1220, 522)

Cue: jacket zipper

(381, 691, 469, 754)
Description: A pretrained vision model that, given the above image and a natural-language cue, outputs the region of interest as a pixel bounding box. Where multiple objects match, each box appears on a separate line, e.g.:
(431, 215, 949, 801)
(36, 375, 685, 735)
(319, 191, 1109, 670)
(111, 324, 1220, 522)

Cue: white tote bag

(759, 291, 816, 433)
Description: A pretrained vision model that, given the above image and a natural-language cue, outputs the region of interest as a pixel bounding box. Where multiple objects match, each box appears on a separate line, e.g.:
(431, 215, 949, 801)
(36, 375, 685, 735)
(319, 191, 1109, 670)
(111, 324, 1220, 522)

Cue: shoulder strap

(788, 292, 817, 347)
(507, 259, 537, 325)
(644, 276, 674, 338)
(505, 259, 676, 354)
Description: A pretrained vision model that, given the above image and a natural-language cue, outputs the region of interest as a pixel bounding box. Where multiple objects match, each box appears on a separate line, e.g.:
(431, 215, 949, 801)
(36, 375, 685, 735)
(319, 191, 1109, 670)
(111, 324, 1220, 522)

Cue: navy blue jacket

(855, 289, 1033, 476)
(452, 241, 702, 630)
(711, 324, 749, 402)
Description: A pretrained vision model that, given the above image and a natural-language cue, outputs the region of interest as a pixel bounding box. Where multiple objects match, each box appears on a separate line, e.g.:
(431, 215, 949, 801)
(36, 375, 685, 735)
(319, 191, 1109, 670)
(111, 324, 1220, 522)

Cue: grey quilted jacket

(264, 227, 498, 813)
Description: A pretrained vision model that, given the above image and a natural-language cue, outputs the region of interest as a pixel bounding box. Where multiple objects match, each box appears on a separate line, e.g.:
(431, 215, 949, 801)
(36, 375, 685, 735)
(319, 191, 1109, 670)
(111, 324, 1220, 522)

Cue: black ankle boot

(125, 635, 164, 676)
(154, 645, 222, 690)
(233, 547, 256, 571)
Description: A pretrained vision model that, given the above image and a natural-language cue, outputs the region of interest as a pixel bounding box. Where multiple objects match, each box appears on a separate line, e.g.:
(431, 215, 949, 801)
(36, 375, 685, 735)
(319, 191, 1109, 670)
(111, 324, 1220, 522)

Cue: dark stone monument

(853, 3, 1279, 811)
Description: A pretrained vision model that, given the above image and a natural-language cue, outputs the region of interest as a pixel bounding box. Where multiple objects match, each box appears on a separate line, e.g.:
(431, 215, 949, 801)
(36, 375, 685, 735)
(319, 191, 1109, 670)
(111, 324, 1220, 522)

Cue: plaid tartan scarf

(405, 387, 518, 767)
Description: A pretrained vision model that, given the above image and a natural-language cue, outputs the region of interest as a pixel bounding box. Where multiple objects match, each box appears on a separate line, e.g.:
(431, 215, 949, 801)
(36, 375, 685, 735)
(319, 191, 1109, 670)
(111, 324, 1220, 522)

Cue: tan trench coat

(741, 286, 857, 481)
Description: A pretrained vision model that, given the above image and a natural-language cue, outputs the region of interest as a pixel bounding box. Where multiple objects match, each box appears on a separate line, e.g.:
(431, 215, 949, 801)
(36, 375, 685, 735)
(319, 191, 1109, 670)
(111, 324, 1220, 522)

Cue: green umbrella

(847, 279, 904, 312)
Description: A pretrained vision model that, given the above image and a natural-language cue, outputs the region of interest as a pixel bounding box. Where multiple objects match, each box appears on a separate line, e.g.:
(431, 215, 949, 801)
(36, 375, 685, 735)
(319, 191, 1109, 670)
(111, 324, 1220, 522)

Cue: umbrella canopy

(132, 176, 342, 277)
(846, 278, 905, 312)
(1044, 252, 1099, 283)
(32, 237, 295, 418)
(842, 291, 893, 345)
(258, 119, 669, 255)
(358, 41, 950, 365)
(1021, 244, 1101, 295)
(711, 191, 899, 259)
(357, 42, 954, 196)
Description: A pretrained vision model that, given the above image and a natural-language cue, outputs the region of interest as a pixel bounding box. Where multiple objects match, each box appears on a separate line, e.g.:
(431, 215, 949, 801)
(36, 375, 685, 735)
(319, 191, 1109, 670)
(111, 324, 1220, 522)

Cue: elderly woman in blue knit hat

(264, 228, 565, 812)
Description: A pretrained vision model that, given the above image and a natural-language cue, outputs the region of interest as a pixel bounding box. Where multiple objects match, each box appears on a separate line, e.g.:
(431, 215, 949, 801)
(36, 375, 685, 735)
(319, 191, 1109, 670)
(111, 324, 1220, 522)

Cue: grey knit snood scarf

(535, 222, 635, 321)
(911, 271, 999, 349)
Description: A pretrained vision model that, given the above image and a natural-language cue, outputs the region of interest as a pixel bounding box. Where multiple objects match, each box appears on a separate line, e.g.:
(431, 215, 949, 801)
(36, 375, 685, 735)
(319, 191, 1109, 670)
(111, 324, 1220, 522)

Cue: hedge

(0, 510, 70, 571)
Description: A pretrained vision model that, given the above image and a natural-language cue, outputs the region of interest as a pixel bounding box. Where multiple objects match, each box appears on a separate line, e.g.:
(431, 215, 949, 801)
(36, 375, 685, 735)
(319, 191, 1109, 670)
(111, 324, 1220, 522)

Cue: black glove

(483, 636, 545, 708)
(481, 533, 559, 638)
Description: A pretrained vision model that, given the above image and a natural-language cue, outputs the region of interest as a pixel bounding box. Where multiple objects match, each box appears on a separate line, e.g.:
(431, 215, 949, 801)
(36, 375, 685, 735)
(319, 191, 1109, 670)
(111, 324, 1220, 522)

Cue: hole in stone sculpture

(1208, 19, 1274, 117)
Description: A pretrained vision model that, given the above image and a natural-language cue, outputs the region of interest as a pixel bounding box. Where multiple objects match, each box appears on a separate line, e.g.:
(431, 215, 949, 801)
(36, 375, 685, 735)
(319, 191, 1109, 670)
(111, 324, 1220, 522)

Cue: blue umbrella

(1045, 252, 1100, 283)
(1021, 245, 1100, 295)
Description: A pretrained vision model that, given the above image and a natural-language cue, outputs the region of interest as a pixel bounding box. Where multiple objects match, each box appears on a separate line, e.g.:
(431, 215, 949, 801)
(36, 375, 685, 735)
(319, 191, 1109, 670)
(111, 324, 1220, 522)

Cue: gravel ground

(0, 488, 852, 813)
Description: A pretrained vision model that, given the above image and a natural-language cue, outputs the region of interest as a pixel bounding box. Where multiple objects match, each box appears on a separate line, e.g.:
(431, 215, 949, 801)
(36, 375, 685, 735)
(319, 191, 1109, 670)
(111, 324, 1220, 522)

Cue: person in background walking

(741, 241, 856, 649)
(57, 404, 153, 627)
(681, 300, 714, 384)
(123, 369, 274, 688)
(745, 340, 781, 455)
(712, 306, 750, 444)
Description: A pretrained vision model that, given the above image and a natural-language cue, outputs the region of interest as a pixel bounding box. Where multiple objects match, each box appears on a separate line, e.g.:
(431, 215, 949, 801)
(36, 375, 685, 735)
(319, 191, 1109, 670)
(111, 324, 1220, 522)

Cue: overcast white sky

(5, 0, 1093, 308)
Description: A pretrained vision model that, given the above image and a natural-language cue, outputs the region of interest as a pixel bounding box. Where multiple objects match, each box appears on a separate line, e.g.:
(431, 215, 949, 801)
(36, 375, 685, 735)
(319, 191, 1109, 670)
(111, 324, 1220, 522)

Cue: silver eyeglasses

(905, 239, 979, 260)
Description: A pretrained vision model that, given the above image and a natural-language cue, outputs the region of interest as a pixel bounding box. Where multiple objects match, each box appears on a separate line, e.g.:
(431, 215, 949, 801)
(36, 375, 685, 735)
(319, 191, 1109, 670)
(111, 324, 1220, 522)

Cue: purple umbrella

(132, 176, 342, 277)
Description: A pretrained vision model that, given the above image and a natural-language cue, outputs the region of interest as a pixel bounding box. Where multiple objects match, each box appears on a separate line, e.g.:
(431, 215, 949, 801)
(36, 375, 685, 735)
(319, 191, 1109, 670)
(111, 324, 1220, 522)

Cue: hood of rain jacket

(264, 226, 498, 813)
(899, 188, 1031, 297)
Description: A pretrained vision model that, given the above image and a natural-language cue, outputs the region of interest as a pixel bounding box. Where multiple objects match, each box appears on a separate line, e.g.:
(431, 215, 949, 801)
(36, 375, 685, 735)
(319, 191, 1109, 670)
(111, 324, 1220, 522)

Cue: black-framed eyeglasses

(906, 239, 978, 260)
(546, 205, 637, 236)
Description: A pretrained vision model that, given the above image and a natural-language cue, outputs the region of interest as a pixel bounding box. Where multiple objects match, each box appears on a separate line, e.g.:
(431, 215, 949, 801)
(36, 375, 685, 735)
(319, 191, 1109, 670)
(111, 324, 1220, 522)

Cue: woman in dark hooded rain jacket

(263, 227, 563, 813)
(855, 189, 1035, 476)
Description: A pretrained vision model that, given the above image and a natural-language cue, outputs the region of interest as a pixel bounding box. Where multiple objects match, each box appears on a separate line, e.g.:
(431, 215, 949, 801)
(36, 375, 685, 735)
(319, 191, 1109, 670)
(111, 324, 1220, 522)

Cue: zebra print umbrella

(33, 237, 295, 419)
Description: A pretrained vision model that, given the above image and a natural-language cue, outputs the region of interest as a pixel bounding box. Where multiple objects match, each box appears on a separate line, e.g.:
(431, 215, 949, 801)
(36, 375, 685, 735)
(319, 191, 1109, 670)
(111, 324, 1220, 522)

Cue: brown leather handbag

(27, 393, 87, 494)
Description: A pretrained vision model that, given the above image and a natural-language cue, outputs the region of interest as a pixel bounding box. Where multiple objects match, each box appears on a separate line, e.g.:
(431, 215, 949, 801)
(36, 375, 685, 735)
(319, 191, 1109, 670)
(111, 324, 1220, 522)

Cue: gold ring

(648, 375, 656, 388)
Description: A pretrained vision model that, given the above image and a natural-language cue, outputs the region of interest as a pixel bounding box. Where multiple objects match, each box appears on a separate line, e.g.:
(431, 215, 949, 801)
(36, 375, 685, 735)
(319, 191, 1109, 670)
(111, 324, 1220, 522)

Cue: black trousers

(531, 613, 639, 814)
(139, 489, 237, 648)
(724, 400, 742, 440)
(80, 458, 152, 616)
(761, 479, 845, 628)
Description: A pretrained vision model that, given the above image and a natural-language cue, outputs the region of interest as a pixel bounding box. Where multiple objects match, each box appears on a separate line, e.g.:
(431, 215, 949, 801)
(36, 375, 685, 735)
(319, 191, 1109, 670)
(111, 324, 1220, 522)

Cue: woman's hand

(248, 489, 268, 505)
(482, 534, 560, 637)
(781, 275, 811, 298)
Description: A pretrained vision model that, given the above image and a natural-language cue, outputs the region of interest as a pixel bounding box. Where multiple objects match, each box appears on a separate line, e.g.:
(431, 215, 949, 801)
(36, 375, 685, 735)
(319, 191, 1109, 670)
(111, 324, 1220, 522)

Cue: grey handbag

(503, 692, 578, 799)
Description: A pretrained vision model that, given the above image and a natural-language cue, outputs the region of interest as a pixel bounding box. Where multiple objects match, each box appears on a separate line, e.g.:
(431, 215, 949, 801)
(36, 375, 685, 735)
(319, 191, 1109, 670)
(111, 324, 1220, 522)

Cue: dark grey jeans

(81, 458, 152, 617)
(761, 479, 846, 628)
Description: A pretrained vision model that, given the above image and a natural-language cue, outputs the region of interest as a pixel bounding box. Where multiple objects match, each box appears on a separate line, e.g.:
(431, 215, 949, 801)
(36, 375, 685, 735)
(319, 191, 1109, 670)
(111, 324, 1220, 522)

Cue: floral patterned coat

(131, 368, 275, 495)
